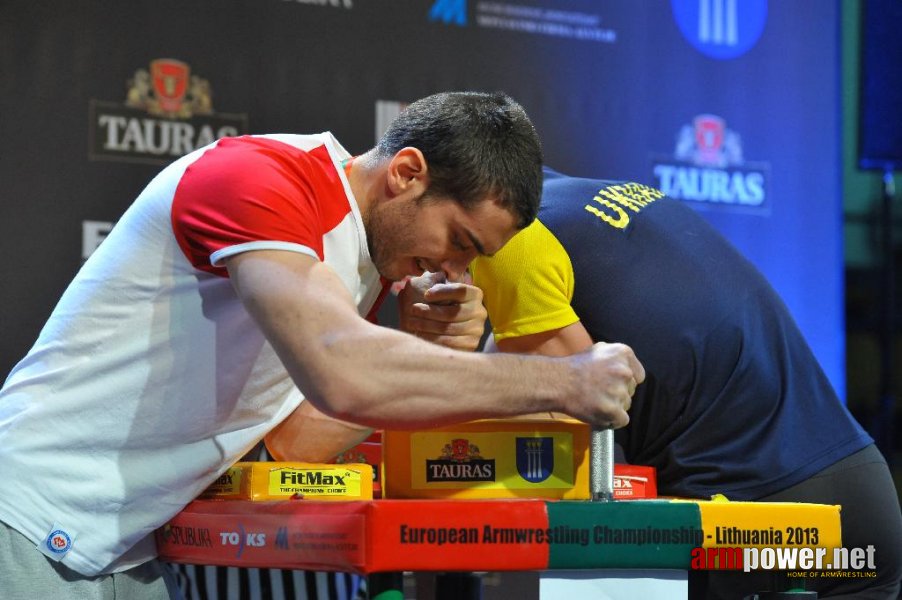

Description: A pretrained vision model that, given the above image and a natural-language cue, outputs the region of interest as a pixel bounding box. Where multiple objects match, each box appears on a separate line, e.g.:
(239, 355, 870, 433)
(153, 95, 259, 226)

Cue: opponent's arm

(493, 321, 594, 357)
(227, 250, 642, 431)
(486, 322, 602, 421)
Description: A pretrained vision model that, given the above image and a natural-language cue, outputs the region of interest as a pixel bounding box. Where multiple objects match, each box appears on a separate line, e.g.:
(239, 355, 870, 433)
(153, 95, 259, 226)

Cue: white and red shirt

(0, 133, 384, 575)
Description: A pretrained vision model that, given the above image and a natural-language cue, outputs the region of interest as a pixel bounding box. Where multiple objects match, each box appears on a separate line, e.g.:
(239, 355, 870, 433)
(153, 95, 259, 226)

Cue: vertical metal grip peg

(590, 427, 615, 502)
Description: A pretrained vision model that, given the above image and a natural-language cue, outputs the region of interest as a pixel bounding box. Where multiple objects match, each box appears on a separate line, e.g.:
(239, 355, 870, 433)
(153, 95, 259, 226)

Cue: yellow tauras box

(382, 416, 589, 499)
(198, 462, 373, 501)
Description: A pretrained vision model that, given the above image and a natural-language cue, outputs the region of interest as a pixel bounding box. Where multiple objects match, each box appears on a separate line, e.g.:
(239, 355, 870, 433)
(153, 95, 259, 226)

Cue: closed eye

(452, 236, 470, 251)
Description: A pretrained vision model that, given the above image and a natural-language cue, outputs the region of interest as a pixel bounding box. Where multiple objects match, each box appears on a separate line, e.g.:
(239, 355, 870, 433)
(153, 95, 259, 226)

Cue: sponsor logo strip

(157, 502, 367, 571)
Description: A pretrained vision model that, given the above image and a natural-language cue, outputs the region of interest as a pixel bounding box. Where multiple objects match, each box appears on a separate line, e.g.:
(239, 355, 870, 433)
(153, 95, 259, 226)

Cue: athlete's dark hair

(375, 91, 543, 229)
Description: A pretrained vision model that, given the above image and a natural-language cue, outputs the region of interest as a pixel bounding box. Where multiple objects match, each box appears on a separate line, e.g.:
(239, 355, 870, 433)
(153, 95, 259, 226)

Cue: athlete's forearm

(303, 323, 573, 429)
(229, 250, 640, 430)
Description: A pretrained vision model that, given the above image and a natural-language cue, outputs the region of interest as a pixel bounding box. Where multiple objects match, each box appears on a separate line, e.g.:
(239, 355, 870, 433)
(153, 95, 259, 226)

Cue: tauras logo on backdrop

(651, 114, 770, 213)
(89, 59, 248, 165)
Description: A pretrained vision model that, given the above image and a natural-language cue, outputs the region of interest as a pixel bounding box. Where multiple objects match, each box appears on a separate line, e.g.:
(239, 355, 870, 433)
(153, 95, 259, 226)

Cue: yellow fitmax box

(198, 462, 373, 501)
(382, 416, 590, 499)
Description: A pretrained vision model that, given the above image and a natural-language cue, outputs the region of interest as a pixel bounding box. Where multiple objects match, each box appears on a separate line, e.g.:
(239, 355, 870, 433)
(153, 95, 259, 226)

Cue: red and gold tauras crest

(693, 114, 725, 164)
(126, 58, 213, 118)
(450, 438, 469, 460)
(439, 438, 482, 462)
(151, 59, 189, 113)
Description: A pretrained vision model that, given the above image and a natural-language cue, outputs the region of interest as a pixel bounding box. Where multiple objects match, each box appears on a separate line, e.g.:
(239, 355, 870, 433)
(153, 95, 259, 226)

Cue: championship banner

(158, 497, 842, 574)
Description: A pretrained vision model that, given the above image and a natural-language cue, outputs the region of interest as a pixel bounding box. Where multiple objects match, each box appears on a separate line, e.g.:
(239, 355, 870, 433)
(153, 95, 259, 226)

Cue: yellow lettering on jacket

(584, 184, 665, 229)
(585, 196, 629, 228)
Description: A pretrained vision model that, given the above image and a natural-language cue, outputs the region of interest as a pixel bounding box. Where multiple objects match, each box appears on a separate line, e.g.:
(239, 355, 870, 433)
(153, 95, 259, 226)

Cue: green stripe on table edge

(546, 500, 701, 569)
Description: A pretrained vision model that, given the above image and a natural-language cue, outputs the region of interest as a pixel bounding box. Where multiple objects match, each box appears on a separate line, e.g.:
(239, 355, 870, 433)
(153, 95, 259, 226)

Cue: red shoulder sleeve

(171, 137, 349, 276)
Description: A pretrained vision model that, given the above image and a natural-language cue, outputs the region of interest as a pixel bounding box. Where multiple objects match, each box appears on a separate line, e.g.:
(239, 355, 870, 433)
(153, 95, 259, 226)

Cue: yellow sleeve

(470, 218, 578, 341)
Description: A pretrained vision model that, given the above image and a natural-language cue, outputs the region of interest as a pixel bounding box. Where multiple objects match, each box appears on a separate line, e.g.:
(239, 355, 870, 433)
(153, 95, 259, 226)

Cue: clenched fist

(397, 271, 488, 352)
(564, 342, 645, 429)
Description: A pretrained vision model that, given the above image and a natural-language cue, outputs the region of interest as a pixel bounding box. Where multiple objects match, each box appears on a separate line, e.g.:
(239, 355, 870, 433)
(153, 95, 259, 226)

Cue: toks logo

(426, 438, 495, 482)
(88, 58, 248, 164)
(220, 523, 266, 559)
(651, 114, 770, 213)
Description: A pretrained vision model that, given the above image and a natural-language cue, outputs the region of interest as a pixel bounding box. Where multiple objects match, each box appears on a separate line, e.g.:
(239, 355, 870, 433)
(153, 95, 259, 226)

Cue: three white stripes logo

(698, 0, 738, 46)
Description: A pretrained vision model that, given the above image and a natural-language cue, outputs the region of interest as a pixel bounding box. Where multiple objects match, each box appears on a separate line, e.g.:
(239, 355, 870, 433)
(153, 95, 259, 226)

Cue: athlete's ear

(386, 147, 429, 199)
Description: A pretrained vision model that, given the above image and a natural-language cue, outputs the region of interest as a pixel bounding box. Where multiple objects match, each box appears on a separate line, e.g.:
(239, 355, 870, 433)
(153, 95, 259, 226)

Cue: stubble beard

(364, 200, 408, 282)
(364, 193, 430, 281)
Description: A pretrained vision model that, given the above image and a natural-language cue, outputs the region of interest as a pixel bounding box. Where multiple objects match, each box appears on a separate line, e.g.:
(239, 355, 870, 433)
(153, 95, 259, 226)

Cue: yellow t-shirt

(470, 218, 579, 341)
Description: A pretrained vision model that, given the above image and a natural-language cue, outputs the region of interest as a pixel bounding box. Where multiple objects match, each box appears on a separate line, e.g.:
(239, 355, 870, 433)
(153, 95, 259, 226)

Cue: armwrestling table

(157, 496, 840, 599)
